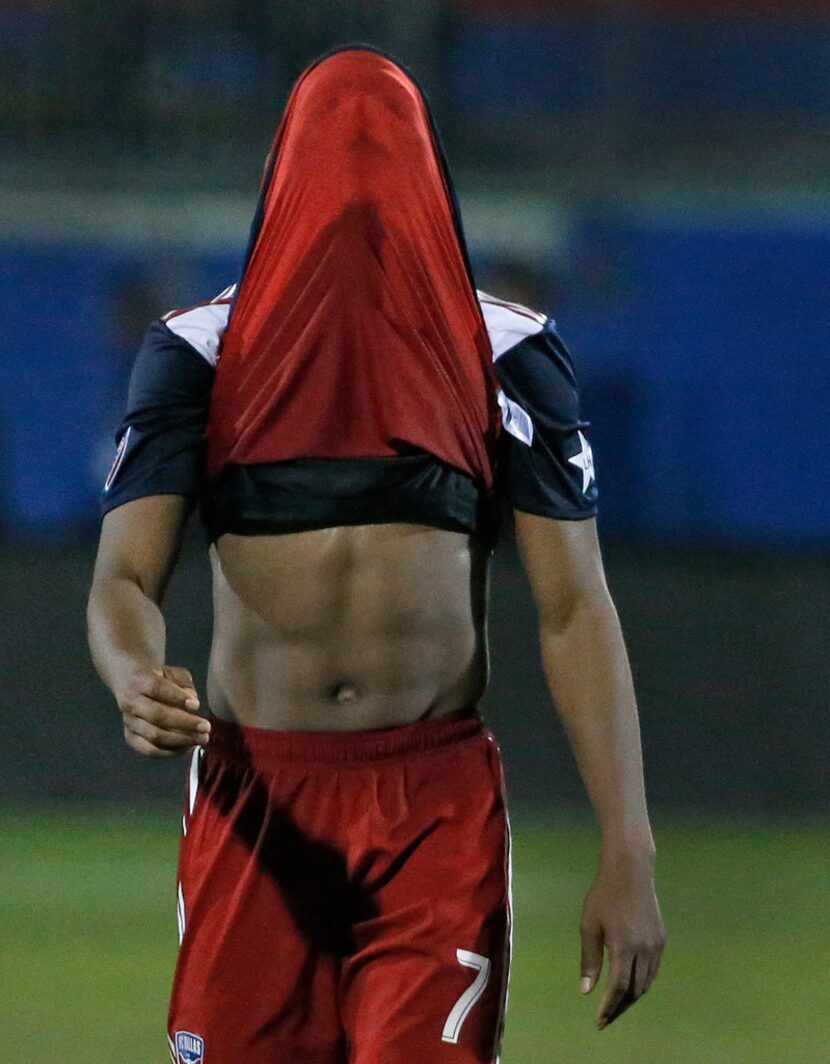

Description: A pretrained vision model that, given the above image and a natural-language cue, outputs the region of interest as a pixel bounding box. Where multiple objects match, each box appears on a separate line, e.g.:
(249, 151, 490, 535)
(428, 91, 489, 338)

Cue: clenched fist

(117, 664, 211, 758)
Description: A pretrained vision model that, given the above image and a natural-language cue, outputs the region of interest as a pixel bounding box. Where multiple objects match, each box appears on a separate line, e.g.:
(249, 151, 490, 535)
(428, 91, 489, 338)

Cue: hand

(579, 847, 666, 1030)
(117, 664, 210, 758)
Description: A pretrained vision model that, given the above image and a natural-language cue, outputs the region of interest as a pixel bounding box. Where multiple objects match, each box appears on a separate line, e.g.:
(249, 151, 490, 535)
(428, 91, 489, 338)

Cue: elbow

(90, 562, 159, 605)
(538, 587, 618, 639)
(86, 575, 115, 645)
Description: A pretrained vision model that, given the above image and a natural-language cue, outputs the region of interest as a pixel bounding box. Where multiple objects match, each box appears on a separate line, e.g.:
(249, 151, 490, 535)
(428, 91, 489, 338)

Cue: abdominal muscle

(205, 523, 490, 732)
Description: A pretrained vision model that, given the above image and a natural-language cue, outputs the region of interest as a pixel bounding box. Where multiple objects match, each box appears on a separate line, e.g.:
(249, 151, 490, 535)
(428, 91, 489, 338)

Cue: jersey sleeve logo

(497, 389, 534, 446)
(103, 426, 131, 492)
(567, 429, 595, 494)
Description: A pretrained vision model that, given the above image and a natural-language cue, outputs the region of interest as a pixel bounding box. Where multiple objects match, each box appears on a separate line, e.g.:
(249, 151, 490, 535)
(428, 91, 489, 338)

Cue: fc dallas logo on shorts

(174, 1030, 204, 1064)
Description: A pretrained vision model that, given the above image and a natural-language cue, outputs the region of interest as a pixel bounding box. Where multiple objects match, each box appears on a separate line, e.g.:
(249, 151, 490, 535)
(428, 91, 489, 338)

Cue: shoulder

(161, 284, 237, 368)
(476, 290, 550, 360)
(482, 293, 597, 519)
(484, 289, 580, 412)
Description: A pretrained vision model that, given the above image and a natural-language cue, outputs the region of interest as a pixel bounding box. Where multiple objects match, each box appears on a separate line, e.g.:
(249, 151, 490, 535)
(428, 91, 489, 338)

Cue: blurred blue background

(4, 207, 830, 541)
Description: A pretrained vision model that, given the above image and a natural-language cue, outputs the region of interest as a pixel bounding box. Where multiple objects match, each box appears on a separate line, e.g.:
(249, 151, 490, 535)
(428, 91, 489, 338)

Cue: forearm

(540, 595, 653, 856)
(515, 498, 664, 1021)
(87, 576, 167, 697)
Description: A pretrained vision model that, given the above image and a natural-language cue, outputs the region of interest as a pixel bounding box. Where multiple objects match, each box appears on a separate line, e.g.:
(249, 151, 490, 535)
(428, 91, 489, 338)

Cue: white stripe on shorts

(176, 882, 186, 945)
(183, 746, 203, 837)
(494, 797, 514, 1064)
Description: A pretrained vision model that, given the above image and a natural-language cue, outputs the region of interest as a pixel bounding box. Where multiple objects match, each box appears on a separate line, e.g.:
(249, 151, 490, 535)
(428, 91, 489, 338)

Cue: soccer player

(88, 46, 664, 1064)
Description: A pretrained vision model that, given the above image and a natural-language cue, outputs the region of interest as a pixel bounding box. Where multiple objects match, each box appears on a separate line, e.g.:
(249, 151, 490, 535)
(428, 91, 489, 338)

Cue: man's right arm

(87, 494, 210, 758)
(89, 295, 226, 756)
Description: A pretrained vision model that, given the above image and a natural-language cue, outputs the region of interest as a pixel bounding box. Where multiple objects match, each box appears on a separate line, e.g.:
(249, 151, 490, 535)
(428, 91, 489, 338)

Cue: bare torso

(206, 523, 489, 731)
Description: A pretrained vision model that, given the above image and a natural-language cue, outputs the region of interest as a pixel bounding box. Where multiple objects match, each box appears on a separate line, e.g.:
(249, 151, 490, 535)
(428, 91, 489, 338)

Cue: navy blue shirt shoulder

(492, 318, 598, 521)
(102, 320, 214, 515)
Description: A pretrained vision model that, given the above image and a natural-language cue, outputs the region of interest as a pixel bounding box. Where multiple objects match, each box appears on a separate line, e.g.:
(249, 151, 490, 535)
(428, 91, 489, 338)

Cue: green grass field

(1, 808, 827, 1063)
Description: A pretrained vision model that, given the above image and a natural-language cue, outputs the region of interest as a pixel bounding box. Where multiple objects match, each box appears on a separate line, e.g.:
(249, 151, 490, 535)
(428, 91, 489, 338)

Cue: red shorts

(167, 712, 511, 1064)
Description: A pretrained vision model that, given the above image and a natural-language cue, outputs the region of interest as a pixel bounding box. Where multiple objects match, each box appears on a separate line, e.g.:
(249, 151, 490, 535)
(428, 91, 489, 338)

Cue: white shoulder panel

(163, 286, 235, 367)
(477, 290, 547, 360)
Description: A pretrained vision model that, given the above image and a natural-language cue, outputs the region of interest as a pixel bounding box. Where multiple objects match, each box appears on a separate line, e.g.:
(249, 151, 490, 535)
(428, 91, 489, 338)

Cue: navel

(330, 683, 360, 705)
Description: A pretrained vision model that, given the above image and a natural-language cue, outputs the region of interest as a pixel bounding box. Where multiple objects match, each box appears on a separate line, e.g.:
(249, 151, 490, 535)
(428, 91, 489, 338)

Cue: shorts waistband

(206, 710, 484, 767)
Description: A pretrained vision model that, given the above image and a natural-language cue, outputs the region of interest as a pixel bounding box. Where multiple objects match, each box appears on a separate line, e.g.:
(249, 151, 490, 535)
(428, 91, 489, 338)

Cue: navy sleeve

(493, 320, 598, 520)
(101, 321, 215, 516)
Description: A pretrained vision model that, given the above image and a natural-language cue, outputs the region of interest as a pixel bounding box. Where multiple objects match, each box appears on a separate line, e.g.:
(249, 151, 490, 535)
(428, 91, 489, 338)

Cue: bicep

(93, 495, 190, 603)
(514, 511, 610, 629)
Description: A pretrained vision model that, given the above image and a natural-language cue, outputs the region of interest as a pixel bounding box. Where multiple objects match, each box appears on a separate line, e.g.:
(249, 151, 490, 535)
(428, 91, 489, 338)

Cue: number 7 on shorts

(441, 950, 491, 1044)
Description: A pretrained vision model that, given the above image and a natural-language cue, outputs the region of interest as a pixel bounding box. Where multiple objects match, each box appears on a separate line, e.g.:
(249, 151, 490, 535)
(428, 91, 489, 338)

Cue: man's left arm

(515, 510, 666, 1030)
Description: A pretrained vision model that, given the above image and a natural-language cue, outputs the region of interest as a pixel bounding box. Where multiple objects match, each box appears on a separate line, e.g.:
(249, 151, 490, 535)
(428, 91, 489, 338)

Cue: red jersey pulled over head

(207, 47, 499, 491)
